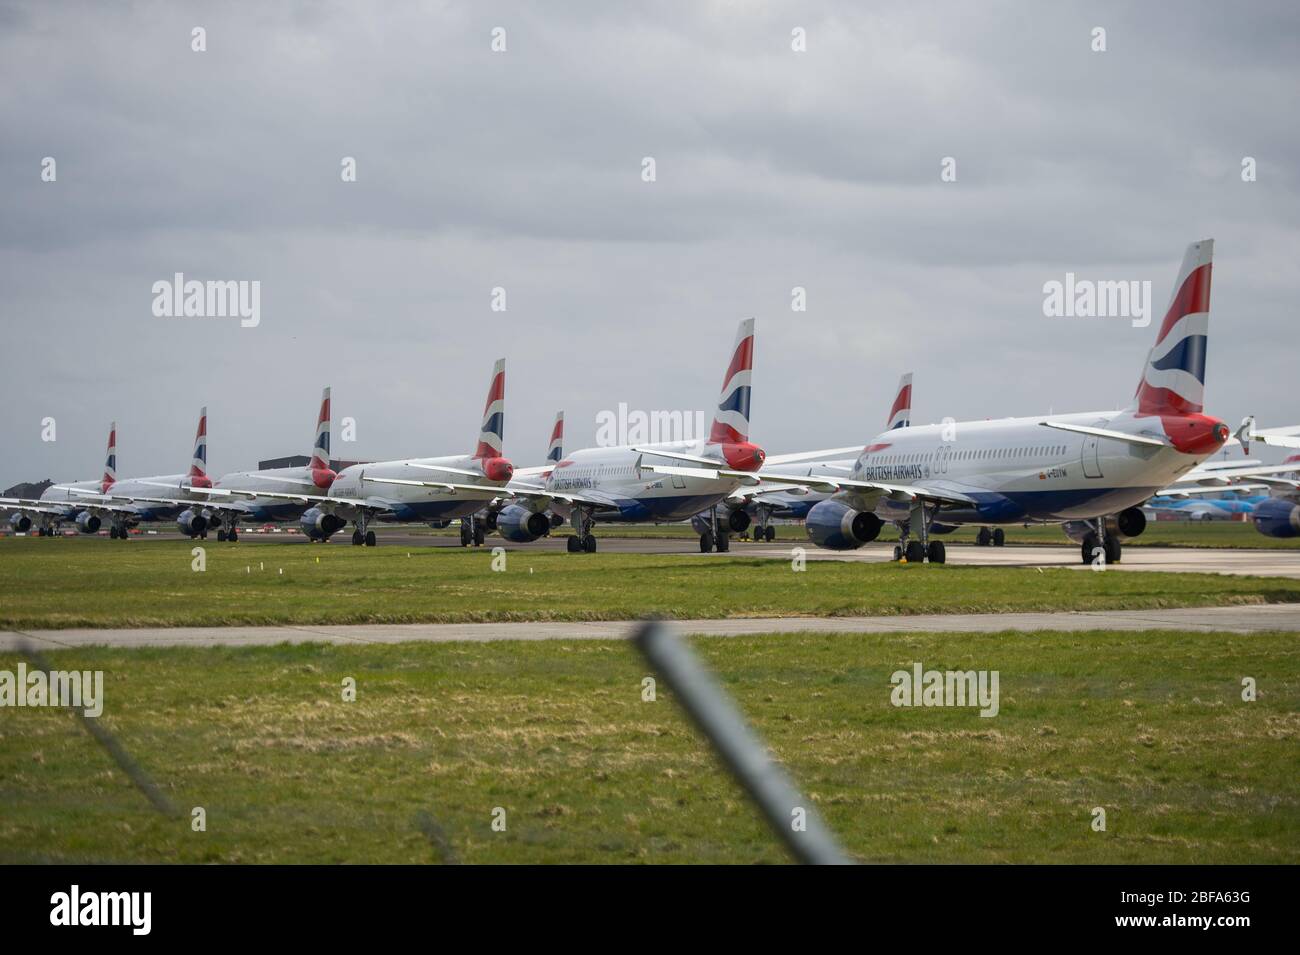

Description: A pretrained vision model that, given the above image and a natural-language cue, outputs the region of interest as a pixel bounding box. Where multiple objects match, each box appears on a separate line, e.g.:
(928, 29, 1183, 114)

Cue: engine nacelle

(806, 500, 883, 550)
(176, 509, 208, 536)
(75, 512, 102, 534)
(479, 457, 514, 483)
(549, 513, 564, 529)
(8, 513, 32, 532)
(1253, 498, 1300, 539)
(727, 507, 751, 533)
(1115, 506, 1146, 539)
(300, 507, 345, 540)
(1062, 506, 1147, 544)
(497, 504, 550, 543)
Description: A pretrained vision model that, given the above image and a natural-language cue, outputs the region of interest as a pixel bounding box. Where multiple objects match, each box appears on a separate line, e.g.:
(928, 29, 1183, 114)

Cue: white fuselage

(326, 453, 506, 522)
(546, 440, 751, 523)
(840, 410, 1208, 525)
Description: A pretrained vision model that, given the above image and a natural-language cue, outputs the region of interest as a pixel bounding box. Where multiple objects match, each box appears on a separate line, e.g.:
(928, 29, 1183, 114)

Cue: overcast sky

(2, 0, 1297, 487)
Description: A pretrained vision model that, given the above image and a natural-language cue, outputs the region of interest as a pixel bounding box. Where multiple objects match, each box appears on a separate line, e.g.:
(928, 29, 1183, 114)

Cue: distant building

(256, 455, 367, 471)
(3, 479, 52, 499)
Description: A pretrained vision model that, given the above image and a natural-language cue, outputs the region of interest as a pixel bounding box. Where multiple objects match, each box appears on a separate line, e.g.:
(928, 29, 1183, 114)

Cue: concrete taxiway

(5, 604, 1299, 650)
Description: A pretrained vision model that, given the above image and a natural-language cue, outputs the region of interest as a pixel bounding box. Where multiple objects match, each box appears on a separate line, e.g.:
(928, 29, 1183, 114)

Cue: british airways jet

(692, 372, 914, 547)
(243, 361, 515, 546)
(648, 240, 1230, 565)
(2, 422, 137, 536)
(495, 319, 774, 552)
(44, 409, 217, 538)
(141, 388, 338, 541)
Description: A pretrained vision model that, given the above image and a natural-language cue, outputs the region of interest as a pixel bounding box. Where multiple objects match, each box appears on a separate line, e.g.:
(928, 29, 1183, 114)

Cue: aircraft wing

(640, 462, 978, 506)
(0, 497, 71, 516)
(360, 477, 508, 498)
(762, 447, 865, 465)
(1155, 483, 1271, 498)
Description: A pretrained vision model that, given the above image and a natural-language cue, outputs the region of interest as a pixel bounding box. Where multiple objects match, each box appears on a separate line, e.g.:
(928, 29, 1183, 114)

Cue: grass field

(1, 629, 1295, 863)
(3, 538, 1300, 630)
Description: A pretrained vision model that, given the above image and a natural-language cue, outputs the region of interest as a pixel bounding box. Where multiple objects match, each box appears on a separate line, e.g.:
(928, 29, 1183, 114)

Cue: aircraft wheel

(217, 529, 227, 542)
(699, 531, 714, 553)
(904, 540, 926, 564)
(583, 535, 597, 553)
(352, 530, 364, 546)
(229, 530, 238, 542)
(109, 526, 118, 539)
(927, 541, 946, 564)
(474, 526, 485, 547)
(1104, 537, 1121, 564)
(365, 530, 377, 547)
(459, 525, 471, 547)
(893, 545, 903, 562)
(976, 527, 991, 546)
(992, 528, 1005, 546)
(716, 533, 729, 553)
(765, 526, 775, 542)
(1081, 534, 1099, 565)
(566, 535, 579, 553)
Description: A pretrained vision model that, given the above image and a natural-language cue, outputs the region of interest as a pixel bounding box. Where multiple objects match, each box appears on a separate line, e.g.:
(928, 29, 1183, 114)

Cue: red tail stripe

(1154, 263, 1212, 345)
(482, 372, 505, 412)
(887, 385, 912, 423)
(718, 336, 754, 388)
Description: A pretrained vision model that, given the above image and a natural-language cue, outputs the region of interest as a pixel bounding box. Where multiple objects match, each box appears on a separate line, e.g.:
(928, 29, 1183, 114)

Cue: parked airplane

(238, 360, 514, 546)
(2, 422, 129, 536)
(132, 387, 337, 541)
(644, 240, 1230, 565)
(692, 373, 914, 547)
(44, 409, 215, 538)
(495, 319, 785, 552)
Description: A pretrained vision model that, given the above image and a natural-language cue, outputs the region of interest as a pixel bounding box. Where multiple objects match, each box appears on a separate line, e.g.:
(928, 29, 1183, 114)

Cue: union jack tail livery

(886, 373, 913, 430)
(1133, 239, 1212, 417)
(310, 386, 332, 471)
(474, 358, 506, 460)
(546, 411, 564, 463)
(189, 406, 211, 487)
(101, 421, 117, 493)
(708, 318, 755, 445)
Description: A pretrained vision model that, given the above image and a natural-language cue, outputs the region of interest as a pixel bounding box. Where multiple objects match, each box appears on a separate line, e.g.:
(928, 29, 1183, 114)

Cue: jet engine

(1253, 498, 1300, 539)
(497, 504, 550, 543)
(75, 512, 102, 534)
(8, 513, 32, 532)
(805, 500, 883, 550)
(300, 507, 345, 541)
(177, 509, 208, 537)
(1061, 506, 1147, 544)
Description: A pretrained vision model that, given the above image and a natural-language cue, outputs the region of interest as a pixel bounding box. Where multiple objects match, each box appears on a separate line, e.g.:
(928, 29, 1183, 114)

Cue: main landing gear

(109, 521, 131, 540)
(747, 507, 776, 543)
(351, 512, 377, 547)
(699, 505, 730, 553)
(1080, 519, 1121, 566)
(459, 515, 486, 547)
(893, 502, 945, 564)
(975, 527, 1005, 547)
(215, 514, 239, 543)
(566, 507, 597, 552)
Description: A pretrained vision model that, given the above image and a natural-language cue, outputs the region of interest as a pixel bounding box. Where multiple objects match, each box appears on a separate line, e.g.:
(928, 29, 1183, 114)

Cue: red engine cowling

(480, 457, 514, 482)
(717, 442, 765, 472)
(1162, 414, 1229, 455)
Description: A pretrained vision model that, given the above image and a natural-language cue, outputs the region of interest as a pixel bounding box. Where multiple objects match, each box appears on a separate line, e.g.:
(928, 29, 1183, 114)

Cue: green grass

(3, 538, 1300, 630)
(1, 629, 1295, 863)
